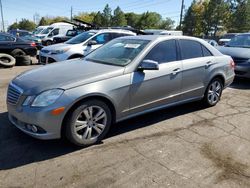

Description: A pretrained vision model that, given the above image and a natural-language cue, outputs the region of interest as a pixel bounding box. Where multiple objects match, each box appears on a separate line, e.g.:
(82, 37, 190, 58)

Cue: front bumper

(7, 95, 71, 140)
(39, 52, 69, 64)
(235, 63, 250, 78)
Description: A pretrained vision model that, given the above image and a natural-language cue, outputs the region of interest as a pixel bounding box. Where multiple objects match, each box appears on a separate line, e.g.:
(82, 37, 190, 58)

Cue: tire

(45, 40, 52, 46)
(10, 49, 26, 57)
(15, 55, 31, 66)
(65, 100, 112, 147)
(0, 53, 16, 68)
(203, 78, 223, 107)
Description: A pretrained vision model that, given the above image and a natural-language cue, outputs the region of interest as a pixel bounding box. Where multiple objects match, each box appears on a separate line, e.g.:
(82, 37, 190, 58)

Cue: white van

(36, 22, 74, 46)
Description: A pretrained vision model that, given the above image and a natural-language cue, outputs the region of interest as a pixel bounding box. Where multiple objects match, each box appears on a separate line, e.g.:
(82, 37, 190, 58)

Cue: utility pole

(0, 0, 5, 32)
(70, 6, 73, 21)
(179, 0, 184, 29)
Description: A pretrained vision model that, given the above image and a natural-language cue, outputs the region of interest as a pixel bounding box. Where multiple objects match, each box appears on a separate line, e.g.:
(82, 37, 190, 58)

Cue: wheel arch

(61, 94, 117, 137)
(67, 54, 84, 60)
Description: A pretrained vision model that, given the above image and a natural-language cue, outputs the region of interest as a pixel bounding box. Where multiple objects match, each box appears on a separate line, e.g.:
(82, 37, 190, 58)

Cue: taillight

(230, 59, 235, 69)
(30, 42, 36, 47)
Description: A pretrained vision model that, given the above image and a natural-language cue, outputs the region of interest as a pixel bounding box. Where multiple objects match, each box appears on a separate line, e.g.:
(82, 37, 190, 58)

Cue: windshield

(85, 38, 150, 66)
(33, 28, 43, 34)
(41, 27, 53, 34)
(65, 31, 96, 44)
(227, 34, 250, 48)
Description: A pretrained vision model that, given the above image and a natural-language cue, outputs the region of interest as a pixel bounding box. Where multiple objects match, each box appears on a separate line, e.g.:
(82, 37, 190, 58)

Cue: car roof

(0, 32, 15, 37)
(88, 29, 136, 35)
(119, 35, 208, 42)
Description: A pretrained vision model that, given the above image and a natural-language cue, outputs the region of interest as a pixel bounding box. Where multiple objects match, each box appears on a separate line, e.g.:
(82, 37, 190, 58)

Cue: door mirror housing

(138, 60, 159, 71)
(87, 40, 97, 46)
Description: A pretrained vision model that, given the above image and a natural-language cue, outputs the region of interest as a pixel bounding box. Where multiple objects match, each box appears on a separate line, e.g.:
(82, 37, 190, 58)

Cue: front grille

(232, 57, 248, 64)
(40, 56, 56, 64)
(7, 83, 23, 105)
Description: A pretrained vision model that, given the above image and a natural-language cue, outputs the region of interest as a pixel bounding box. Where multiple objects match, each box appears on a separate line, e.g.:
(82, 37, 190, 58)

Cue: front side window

(86, 38, 149, 66)
(91, 33, 111, 44)
(144, 40, 177, 63)
(179, 40, 203, 60)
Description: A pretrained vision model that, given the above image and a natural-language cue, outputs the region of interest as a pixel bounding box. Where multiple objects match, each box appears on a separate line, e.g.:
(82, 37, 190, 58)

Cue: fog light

(31, 125, 38, 133)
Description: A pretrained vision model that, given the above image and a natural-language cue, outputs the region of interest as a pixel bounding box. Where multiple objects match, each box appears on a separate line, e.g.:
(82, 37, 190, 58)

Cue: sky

(1, 0, 193, 29)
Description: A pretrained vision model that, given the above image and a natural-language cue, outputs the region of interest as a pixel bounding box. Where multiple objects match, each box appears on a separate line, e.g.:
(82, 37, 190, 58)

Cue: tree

(159, 17, 175, 30)
(39, 17, 49, 26)
(74, 12, 96, 23)
(18, 19, 36, 31)
(182, 1, 198, 36)
(137, 11, 162, 29)
(102, 4, 112, 26)
(228, 0, 250, 32)
(202, 0, 230, 36)
(8, 22, 19, 31)
(125, 12, 141, 28)
(111, 6, 127, 26)
(92, 11, 103, 27)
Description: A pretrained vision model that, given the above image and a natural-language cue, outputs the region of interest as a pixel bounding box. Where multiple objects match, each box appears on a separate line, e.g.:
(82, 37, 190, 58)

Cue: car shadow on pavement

(0, 101, 205, 170)
(230, 78, 250, 90)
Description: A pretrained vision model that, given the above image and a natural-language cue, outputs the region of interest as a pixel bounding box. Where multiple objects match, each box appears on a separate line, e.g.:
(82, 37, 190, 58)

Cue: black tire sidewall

(11, 49, 26, 57)
(66, 100, 112, 147)
(204, 78, 223, 107)
(15, 55, 31, 66)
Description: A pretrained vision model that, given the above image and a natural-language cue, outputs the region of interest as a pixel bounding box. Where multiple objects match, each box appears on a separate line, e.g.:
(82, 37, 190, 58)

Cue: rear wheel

(65, 100, 112, 147)
(203, 78, 223, 107)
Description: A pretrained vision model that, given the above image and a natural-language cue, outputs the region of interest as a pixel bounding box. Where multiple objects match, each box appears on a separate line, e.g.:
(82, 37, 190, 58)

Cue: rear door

(129, 39, 182, 113)
(178, 39, 215, 99)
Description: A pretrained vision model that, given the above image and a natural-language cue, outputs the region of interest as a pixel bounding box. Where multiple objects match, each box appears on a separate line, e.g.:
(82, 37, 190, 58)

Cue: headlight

(51, 48, 70, 54)
(31, 89, 64, 107)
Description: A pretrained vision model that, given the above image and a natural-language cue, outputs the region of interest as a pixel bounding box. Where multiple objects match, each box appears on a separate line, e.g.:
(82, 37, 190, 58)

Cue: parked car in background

(218, 33, 238, 46)
(0, 32, 37, 57)
(21, 34, 43, 49)
(8, 29, 30, 37)
(7, 35, 234, 146)
(53, 29, 83, 44)
(143, 29, 183, 36)
(204, 39, 218, 47)
(36, 22, 74, 46)
(218, 33, 250, 78)
(39, 29, 136, 64)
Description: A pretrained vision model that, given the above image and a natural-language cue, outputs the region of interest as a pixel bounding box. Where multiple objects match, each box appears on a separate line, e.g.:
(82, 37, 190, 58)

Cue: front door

(129, 39, 182, 114)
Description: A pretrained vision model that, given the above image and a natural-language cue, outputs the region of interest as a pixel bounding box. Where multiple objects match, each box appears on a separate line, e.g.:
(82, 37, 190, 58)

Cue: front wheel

(65, 100, 112, 147)
(203, 78, 223, 107)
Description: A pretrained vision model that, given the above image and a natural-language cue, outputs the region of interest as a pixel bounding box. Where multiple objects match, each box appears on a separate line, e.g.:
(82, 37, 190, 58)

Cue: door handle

(172, 68, 181, 75)
(205, 61, 213, 68)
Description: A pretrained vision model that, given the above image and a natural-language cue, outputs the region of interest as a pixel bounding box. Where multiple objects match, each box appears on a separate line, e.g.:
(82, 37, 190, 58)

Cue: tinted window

(202, 45, 212, 56)
(66, 31, 96, 44)
(179, 40, 203, 60)
(92, 33, 111, 44)
(144, 40, 177, 64)
(0, 35, 15, 42)
(111, 33, 133, 39)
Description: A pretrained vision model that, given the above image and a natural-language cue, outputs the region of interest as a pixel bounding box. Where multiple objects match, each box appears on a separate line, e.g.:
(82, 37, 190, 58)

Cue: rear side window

(144, 40, 177, 64)
(92, 33, 111, 44)
(202, 45, 213, 57)
(179, 40, 203, 60)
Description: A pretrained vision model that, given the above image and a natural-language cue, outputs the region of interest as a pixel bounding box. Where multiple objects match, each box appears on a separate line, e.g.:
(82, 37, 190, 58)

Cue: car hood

(42, 43, 74, 51)
(217, 46, 250, 58)
(12, 59, 125, 95)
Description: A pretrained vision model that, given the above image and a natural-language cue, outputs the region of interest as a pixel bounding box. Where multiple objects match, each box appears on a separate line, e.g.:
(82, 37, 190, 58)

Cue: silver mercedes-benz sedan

(7, 35, 235, 146)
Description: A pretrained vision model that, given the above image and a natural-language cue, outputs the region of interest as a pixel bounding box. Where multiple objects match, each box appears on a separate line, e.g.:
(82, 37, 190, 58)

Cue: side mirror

(87, 40, 97, 46)
(138, 60, 159, 71)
